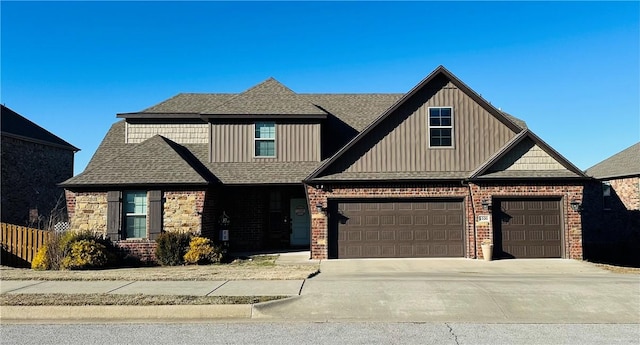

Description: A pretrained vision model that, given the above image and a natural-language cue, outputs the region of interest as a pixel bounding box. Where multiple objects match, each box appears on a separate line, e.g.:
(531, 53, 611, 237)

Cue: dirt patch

(593, 263, 640, 274)
(0, 293, 286, 306)
(0, 255, 320, 281)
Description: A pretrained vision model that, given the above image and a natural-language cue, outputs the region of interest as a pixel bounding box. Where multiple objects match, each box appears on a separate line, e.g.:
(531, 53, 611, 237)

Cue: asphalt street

(2, 322, 638, 345)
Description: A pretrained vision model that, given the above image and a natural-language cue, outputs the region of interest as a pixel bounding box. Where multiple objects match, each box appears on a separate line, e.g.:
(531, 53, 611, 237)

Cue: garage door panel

(448, 215, 463, 225)
(381, 231, 395, 241)
(365, 231, 379, 241)
(365, 216, 379, 226)
(448, 230, 463, 241)
(335, 200, 464, 258)
(496, 199, 561, 259)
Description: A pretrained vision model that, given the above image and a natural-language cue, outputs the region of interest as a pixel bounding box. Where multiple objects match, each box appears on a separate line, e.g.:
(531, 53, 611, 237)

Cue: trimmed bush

(184, 237, 224, 265)
(155, 232, 192, 266)
(33, 230, 119, 270)
(60, 239, 110, 270)
(31, 245, 50, 270)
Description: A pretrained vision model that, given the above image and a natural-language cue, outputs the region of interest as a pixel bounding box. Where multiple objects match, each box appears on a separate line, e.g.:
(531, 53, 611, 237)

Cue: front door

(290, 198, 310, 246)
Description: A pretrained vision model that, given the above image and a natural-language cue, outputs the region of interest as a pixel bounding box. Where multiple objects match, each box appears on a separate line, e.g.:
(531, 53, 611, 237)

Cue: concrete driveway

(254, 258, 640, 323)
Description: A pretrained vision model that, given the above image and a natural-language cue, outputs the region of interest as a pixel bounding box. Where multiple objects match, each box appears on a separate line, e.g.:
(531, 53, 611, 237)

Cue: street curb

(0, 305, 252, 321)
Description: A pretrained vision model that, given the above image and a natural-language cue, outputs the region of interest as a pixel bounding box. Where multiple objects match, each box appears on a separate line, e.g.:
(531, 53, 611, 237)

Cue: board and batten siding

(210, 122, 320, 162)
(345, 82, 517, 173)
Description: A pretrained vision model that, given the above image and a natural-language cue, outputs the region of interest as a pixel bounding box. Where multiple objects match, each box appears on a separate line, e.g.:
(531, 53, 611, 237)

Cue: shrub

(155, 232, 192, 266)
(60, 239, 111, 270)
(35, 230, 119, 270)
(32, 245, 50, 270)
(184, 237, 224, 265)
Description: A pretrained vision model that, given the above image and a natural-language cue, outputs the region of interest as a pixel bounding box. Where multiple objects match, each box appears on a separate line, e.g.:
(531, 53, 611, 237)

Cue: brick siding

(608, 177, 640, 211)
(307, 182, 583, 260)
(1, 136, 74, 227)
(115, 240, 157, 264)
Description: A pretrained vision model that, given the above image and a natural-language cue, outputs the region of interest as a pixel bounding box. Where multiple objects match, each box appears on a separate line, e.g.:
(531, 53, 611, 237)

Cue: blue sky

(2, 1, 638, 175)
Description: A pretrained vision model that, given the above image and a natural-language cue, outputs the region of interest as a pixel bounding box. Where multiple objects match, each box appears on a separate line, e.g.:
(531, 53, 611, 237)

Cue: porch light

(316, 203, 326, 214)
(481, 199, 491, 211)
(570, 199, 582, 212)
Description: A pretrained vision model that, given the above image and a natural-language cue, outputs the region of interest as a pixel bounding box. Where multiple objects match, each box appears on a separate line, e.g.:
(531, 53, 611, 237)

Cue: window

(124, 191, 147, 238)
(429, 107, 453, 147)
(602, 182, 612, 210)
(255, 122, 276, 157)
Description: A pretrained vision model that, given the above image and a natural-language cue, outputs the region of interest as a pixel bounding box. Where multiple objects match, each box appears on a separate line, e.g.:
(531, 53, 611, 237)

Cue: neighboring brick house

(61, 66, 587, 261)
(1, 105, 79, 227)
(583, 142, 640, 265)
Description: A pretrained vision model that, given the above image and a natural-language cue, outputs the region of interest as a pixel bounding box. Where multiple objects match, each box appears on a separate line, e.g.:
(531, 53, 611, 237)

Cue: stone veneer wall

(307, 182, 583, 260)
(163, 191, 205, 235)
(1, 136, 74, 226)
(65, 191, 108, 233)
(65, 189, 208, 263)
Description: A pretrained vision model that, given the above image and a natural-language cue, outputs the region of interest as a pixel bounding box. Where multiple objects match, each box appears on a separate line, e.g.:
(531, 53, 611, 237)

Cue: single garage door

(493, 198, 562, 258)
(331, 200, 464, 259)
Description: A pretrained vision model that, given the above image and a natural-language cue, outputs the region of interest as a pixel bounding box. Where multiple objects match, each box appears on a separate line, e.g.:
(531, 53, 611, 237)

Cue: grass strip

(0, 293, 287, 306)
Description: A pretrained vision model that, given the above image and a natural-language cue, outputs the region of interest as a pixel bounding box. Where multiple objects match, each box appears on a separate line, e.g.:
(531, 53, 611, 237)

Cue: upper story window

(602, 181, 612, 210)
(429, 107, 453, 147)
(255, 122, 276, 157)
(124, 191, 147, 238)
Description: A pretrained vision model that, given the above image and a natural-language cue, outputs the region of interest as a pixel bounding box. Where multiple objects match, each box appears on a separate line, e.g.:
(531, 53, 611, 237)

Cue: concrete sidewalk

(0, 279, 305, 322)
(2, 258, 639, 323)
(1, 279, 304, 297)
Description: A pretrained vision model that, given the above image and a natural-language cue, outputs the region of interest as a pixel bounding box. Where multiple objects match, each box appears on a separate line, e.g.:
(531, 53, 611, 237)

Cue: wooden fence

(1, 223, 53, 267)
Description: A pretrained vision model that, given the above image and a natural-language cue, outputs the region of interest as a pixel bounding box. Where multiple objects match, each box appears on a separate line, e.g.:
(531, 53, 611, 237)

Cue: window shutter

(106, 191, 122, 241)
(148, 190, 163, 240)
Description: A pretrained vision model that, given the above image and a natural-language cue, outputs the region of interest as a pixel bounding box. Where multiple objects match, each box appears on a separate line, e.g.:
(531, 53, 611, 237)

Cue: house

(583, 142, 640, 265)
(1, 105, 79, 227)
(60, 66, 587, 261)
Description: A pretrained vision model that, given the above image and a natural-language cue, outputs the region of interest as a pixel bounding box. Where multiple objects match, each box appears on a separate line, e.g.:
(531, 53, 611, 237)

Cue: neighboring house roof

(586, 142, 640, 179)
(1, 105, 79, 151)
(61, 135, 211, 187)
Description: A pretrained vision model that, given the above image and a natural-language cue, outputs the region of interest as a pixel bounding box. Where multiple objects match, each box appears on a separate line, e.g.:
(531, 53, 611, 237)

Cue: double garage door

(329, 198, 563, 259)
(330, 199, 465, 259)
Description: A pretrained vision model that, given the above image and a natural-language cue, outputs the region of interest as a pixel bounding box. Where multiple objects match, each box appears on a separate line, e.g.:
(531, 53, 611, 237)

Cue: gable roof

(69, 66, 536, 187)
(306, 65, 525, 181)
(586, 142, 640, 179)
(470, 129, 587, 180)
(61, 135, 211, 187)
(1, 105, 79, 151)
(203, 78, 328, 118)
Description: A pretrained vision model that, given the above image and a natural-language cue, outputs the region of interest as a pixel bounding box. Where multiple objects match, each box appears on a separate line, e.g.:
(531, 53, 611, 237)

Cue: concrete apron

(253, 259, 640, 323)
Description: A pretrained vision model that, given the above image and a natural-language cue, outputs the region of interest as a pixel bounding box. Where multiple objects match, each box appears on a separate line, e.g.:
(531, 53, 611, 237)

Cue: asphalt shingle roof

(210, 78, 327, 116)
(62, 135, 210, 187)
(143, 94, 234, 113)
(586, 142, 640, 179)
(1, 105, 78, 151)
(67, 73, 534, 187)
(312, 171, 471, 181)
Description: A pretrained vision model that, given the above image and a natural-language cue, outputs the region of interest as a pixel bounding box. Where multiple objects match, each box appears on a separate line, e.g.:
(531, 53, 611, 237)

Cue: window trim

(427, 106, 454, 148)
(254, 121, 276, 158)
(123, 190, 148, 239)
(602, 181, 612, 211)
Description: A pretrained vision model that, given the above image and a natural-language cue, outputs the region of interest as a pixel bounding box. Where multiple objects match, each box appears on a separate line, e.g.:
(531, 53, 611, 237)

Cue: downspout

(302, 181, 312, 260)
(462, 180, 477, 259)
